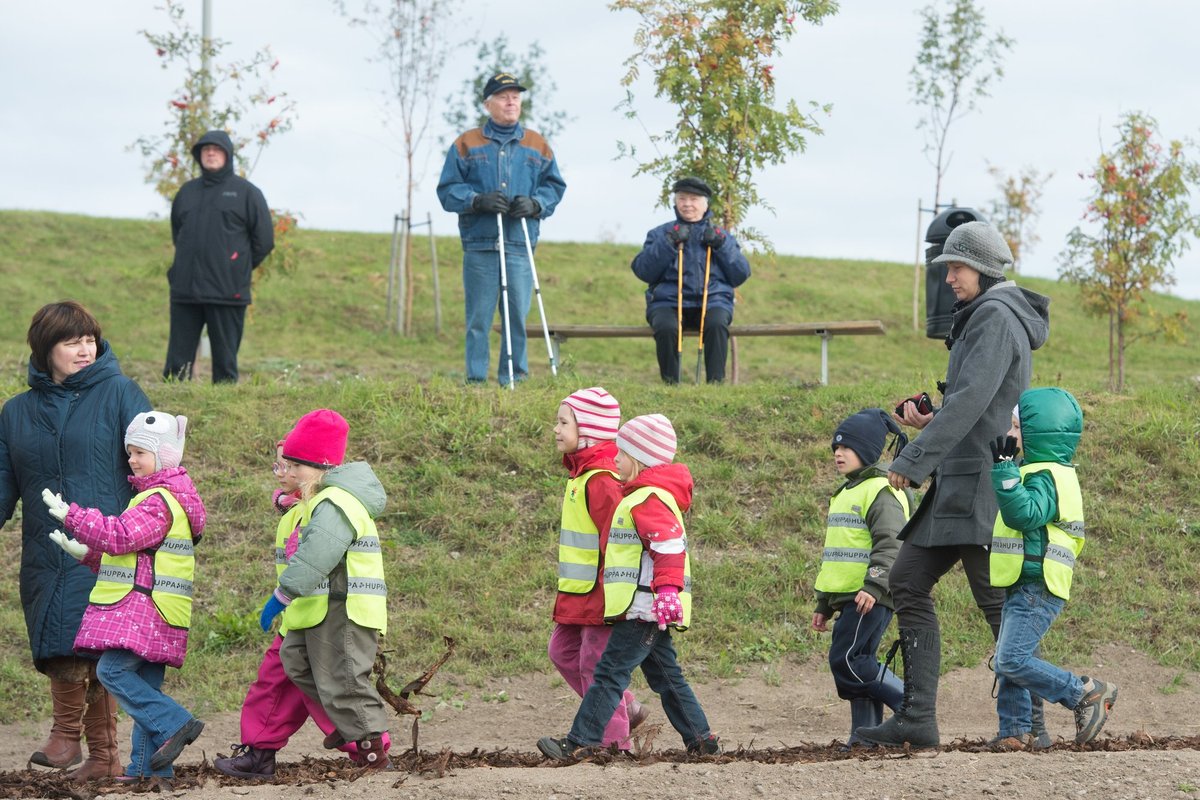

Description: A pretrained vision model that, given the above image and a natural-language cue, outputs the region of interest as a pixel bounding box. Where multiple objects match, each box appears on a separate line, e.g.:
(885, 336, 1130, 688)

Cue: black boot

(844, 699, 883, 749)
(214, 745, 276, 780)
(856, 628, 941, 748)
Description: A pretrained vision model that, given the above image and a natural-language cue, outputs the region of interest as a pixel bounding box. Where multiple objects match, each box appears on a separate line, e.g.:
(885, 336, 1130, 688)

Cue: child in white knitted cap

(41, 411, 207, 781)
(548, 387, 647, 751)
(538, 413, 719, 761)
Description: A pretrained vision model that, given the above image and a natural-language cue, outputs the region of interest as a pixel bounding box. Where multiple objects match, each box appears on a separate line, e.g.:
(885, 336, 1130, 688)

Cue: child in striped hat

(539, 413, 720, 762)
(548, 388, 647, 750)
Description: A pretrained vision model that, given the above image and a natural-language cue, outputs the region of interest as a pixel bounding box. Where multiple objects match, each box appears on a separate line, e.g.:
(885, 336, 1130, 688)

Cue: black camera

(895, 392, 934, 417)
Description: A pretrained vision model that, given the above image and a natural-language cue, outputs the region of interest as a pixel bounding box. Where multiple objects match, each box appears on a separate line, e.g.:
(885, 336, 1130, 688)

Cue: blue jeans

(97, 649, 193, 778)
(462, 249, 532, 384)
(994, 583, 1086, 737)
(568, 620, 711, 749)
(828, 603, 904, 709)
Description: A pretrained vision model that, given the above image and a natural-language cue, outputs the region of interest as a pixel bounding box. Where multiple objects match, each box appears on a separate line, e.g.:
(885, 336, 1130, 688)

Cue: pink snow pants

(548, 623, 635, 749)
(240, 634, 337, 749)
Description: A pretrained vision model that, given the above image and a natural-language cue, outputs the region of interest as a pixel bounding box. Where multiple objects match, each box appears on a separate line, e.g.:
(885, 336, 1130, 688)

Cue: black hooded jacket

(168, 130, 274, 305)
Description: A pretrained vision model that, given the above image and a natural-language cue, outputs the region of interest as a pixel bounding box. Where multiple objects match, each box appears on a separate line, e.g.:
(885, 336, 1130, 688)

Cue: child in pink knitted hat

(539, 413, 719, 761)
(547, 388, 647, 751)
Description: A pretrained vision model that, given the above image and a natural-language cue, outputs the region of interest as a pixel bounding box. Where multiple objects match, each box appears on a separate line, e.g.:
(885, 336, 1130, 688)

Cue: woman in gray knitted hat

(856, 221, 1051, 749)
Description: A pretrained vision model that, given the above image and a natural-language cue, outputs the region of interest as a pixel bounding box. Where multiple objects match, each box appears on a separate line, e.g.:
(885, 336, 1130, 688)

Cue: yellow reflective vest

(283, 486, 388, 635)
(274, 499, 308, 636)
(814, 476, 910, 594)
(602, 486, 692, 630)
(557, 468, 617, 594)
(990, 462, 1085, 600)
(89, 488, 195, 629)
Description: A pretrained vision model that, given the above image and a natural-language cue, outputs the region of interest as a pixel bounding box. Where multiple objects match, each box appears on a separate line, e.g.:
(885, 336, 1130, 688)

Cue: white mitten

(41, 488, 69, 522)
(49, 529, 88, 561)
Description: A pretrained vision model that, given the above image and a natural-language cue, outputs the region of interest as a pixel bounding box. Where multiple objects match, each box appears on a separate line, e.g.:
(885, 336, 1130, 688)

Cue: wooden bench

(495, 320, 886, 385)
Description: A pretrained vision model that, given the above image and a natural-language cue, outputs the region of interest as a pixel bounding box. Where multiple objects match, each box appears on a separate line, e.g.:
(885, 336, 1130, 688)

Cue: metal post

(386, 214, 401, 330)
(820, 331, 831, 386)
(427, 212, 441, 335)
(395, 215, 409, 335)
(913, 197, 922, 331)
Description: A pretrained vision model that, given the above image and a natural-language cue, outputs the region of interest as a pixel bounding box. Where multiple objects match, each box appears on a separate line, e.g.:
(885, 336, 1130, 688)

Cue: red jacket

(626, 463, 693, 594)
(552, 442, 623, 625)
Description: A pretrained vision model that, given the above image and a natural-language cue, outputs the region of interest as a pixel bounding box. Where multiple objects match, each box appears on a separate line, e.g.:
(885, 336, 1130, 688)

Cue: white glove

(41, 488, 69, 522)
(49, 529, 88, 561)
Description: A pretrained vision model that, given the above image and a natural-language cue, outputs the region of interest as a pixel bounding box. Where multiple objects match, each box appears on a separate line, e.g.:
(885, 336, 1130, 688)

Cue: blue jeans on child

(97, 649, 193, 778)
(567, 619, 712, 749)
(829, 603, 904, 709)
(462, 249, 532, 384)
(994, 583, 1086, 737)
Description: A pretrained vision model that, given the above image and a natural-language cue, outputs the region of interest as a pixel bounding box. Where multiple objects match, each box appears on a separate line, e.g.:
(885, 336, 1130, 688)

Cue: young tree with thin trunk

(1059, 112, 1196, 392)
(611, 0, 837, 249)
(986, 163, 1051, 274)
(911, 0, 1012, 209)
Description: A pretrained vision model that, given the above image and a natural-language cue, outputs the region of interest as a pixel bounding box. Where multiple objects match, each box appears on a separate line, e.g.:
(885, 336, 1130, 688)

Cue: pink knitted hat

(282, 409, 349, 468)
(617, 413, 677, 468)
(561, 387, 620, 447)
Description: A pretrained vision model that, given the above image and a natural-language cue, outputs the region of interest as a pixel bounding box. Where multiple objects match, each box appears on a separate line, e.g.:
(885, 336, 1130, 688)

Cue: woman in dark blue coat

(0, 301, 151, 779)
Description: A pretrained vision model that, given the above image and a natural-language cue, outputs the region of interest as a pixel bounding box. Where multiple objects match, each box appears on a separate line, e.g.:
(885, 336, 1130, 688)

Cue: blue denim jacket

(437, 120, 567, 253)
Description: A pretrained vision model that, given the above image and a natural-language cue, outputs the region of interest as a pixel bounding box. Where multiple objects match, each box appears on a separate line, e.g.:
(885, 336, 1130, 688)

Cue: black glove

(472, 191, 509, 215)
(508, 196, 541, 218)
(700, 224, 726, 248)
(989, 435, 1019, 463)
(666, 224, 691, 246)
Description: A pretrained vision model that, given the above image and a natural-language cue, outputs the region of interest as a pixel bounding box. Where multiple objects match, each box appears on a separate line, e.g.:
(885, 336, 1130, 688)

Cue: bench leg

(820, 332, 831, 386)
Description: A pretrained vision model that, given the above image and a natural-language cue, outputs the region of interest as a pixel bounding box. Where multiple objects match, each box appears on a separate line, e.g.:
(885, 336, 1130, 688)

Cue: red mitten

(652, 586, 683, 630)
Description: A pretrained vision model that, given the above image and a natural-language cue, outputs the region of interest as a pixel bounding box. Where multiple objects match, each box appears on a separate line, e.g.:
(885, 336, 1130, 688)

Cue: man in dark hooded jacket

(163, 130, 274, 384)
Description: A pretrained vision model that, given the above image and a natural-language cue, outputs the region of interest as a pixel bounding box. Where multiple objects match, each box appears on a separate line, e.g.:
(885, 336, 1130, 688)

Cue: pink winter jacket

(65, 468, 207, 668)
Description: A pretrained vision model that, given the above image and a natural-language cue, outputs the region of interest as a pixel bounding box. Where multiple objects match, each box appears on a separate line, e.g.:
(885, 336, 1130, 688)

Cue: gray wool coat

(889, 282, 1050, 547)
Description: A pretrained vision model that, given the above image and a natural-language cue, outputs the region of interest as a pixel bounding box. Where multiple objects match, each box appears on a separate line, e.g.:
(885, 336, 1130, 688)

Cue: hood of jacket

(27, 339, 125, 393)
(130, 466, 207, 541)
(562, 440, 618, 478)
(1017, 387, 1082, 465)
(622, 463, 693, 513)
(323, 461, 387, 518)
(950, 282, 1050, 353)
(192, 129, 235, 185)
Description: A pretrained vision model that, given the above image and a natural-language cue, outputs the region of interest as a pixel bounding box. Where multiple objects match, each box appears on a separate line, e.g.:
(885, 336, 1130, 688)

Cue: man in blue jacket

(437, 72, 567, 385)
(164, 130, 274, 384)
(631, 177, 751, 383)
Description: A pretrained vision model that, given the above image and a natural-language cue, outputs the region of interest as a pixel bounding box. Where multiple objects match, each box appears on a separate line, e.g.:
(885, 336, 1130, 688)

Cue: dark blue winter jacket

(631, 210, 751, 315)
(0, 341, 151, 668)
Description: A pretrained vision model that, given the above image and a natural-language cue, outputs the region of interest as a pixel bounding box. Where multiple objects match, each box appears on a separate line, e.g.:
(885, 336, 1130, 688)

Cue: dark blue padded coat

(0, 341, 151, 669)
(631, 210, 751, 315)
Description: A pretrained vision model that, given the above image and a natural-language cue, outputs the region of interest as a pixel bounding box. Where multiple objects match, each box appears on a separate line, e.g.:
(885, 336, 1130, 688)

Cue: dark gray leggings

(889, 541, 1004, 636)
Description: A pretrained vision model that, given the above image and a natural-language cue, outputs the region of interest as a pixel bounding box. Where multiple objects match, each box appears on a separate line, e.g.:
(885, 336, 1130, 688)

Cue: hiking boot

(1073, 678, 1117, 744)
(987, 733, 1034, 752)
(214, 745, 276, 780)
(857, 628, 941, 749)
(537, 735, 596, 763)
(686, 735, 721, 756)
(149, 718, 204, 771)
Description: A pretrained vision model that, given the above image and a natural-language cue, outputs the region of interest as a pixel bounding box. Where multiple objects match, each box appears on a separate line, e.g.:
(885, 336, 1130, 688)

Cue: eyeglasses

(272, 462, 287, 476)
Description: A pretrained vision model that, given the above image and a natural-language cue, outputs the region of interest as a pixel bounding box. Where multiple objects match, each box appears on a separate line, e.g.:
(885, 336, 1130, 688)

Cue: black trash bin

(924, 207, 987, 339)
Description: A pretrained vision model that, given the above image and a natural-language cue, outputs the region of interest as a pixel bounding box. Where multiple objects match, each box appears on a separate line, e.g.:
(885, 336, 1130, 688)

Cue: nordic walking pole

(694, 245, 712, 385)
(520, 217, 557, 376)
(496, 212, 515, 390)
(676, 240, 684, 384)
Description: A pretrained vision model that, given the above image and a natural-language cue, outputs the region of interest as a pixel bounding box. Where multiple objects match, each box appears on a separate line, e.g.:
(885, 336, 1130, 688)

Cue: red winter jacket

(552, 442, 623, 626)
(626, 463, 693, 596)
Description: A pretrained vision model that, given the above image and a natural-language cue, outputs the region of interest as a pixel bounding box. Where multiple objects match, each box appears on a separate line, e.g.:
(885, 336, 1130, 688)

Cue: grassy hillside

(0, 210, 1197, 723)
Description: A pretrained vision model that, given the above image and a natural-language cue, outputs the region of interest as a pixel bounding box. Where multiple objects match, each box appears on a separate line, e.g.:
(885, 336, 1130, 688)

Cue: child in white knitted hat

(538, 413, 719, 761)
(41, 411, 207, 780)
(547, 388, 647, 751)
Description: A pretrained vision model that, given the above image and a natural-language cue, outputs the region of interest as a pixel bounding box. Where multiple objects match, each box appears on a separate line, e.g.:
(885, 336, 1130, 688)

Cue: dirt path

(3, 644, 1200, 799)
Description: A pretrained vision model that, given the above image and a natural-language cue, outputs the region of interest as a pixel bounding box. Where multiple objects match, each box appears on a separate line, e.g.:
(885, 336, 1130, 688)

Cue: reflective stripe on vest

(602, 486, 693, 630)
(274, 500, 308, 636)
(990, 462, 1085, 600)
(283, 485, 388, 635)
(89, 487, 196, 629)
(557, 469, 616, 594)
(814, 477, 910, 594)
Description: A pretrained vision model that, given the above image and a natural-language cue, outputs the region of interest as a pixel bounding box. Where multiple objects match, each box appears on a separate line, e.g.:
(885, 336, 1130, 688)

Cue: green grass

(0, 210, 1197, 723)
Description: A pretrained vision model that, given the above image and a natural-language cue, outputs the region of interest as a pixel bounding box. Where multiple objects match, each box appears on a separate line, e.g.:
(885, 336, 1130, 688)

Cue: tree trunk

(1116, 305, 1126, 393)
(1108, 309, 1116, 391)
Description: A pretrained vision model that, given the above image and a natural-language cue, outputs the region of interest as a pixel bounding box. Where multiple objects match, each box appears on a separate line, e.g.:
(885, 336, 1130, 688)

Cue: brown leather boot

(29, 679, 86, 769)
(68, 687, 123, 782)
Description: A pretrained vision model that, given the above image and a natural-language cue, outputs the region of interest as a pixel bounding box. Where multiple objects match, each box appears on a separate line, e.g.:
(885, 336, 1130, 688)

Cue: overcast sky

(4, 0, 1200, 299)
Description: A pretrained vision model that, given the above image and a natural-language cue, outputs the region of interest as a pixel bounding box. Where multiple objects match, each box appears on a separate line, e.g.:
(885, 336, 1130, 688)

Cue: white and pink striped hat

(617, 413, 677, 468)
(562, 387, 621, 444)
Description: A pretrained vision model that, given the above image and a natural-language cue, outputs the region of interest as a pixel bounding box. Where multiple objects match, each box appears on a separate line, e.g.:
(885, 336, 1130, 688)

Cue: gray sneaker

(1073, 678, 1117, 744)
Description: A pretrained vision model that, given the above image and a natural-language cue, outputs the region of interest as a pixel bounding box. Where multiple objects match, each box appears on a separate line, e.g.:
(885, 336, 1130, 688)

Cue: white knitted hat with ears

(125, 411, 187, 471)
(932, 221, 1013, 279)
(617, 414, 677, 468)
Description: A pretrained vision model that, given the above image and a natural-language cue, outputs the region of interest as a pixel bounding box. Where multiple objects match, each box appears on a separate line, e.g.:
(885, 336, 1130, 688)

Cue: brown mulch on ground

(6, 732, 1200, 799)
